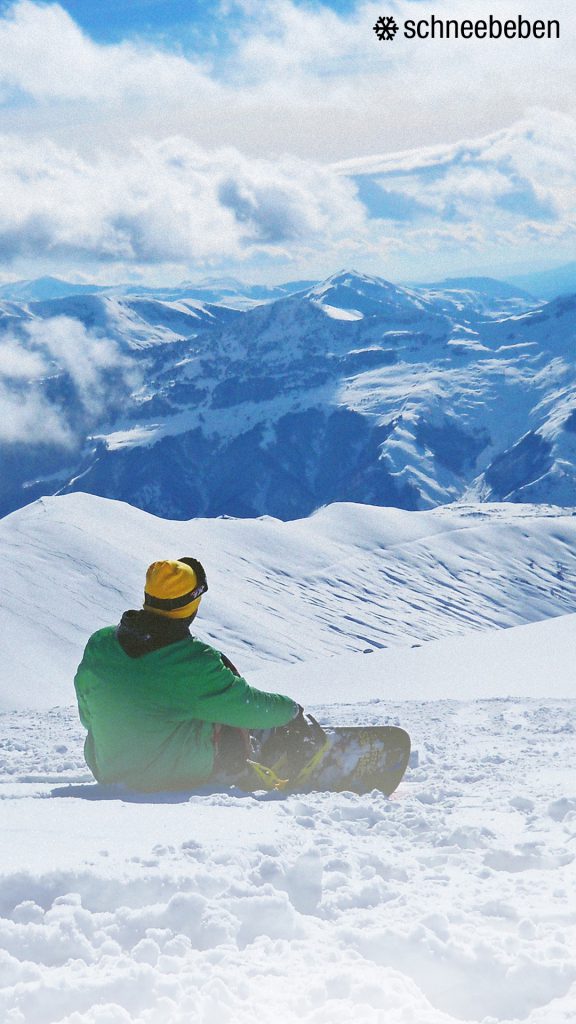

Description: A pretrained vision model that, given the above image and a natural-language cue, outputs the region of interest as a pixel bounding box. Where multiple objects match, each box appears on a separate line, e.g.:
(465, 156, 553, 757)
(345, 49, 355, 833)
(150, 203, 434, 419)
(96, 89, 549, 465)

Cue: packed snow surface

(1, 495, 575, 1023)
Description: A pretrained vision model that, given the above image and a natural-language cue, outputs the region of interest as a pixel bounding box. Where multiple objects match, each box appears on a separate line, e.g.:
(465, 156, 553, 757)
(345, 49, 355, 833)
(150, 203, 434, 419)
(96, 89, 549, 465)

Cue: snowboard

(247, 725, 411, 796)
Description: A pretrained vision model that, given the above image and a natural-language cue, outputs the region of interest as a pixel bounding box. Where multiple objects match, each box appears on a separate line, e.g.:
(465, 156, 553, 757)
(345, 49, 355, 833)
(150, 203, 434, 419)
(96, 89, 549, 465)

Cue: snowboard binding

(248, 713, 330, 791)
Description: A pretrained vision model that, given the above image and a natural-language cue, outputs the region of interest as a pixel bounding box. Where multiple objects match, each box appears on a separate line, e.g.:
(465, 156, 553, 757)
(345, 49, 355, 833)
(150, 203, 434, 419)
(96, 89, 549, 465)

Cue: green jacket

(74, 623, 297, 791)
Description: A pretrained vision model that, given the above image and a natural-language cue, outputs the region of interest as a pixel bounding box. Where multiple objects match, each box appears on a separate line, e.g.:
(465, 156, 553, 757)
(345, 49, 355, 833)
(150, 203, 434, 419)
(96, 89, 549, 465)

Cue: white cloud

(0, 134, 367, 265)
(1, 110, 575, 279)
(0, 317, 139, 444)
(24, 317, 137, 416)
(0, 338, 46, 378)
(0, 0, 573, 160)
(0, 1, 573, 280)
(334, 110, 576, 268)
(0, 0, 219, 103)
(0, 382, 72, 444)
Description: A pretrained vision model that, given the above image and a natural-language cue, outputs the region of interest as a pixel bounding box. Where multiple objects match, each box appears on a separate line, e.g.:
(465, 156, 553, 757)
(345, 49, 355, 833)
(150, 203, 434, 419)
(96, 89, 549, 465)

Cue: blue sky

(44, 0, 358, 45)
(0, 0, 573, 285)
(41, 0, 229, 47)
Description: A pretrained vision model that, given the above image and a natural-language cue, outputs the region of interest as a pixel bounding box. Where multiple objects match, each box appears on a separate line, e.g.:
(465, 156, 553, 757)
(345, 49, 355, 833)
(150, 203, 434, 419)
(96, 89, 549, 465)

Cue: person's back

(74, 557, 299, 791)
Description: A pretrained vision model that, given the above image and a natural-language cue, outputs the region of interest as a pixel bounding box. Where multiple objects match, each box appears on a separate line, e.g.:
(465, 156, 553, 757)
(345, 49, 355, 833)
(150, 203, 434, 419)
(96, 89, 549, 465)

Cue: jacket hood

(116, 609, 191, 659)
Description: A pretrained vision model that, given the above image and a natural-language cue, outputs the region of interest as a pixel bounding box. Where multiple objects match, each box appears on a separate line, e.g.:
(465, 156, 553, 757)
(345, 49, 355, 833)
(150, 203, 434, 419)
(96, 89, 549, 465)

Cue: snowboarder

(74, 557, 312, 792)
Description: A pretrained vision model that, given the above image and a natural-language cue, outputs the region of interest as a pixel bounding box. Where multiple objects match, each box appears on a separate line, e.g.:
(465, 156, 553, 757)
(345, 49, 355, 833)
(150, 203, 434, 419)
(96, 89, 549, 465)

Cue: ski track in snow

(1, 698, 575, 1024)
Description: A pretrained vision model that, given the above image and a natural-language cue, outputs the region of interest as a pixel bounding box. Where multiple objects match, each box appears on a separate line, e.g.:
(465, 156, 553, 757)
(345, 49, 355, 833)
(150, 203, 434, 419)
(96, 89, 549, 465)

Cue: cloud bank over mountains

(0, 0, 572, 281)
(1, 113, 575, 281)
(0, 134, 364, 266)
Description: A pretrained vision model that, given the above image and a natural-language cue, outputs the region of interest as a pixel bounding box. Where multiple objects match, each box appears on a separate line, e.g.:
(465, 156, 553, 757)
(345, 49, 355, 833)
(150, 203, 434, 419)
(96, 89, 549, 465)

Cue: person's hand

(287, 704, 307, 732)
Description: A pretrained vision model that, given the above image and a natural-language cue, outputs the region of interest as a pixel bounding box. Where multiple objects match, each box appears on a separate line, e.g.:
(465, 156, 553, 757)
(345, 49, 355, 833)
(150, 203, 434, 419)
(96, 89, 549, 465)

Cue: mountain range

(508, 261, 576, 300)
(0, 275, 317, 309)
(1, 269, 575, 520)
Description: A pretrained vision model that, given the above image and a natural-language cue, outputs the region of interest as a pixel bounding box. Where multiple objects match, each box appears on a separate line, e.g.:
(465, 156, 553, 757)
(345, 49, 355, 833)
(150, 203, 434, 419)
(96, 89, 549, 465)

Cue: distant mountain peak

(304, 269, 427, 319)
(314, 269, 397, 290)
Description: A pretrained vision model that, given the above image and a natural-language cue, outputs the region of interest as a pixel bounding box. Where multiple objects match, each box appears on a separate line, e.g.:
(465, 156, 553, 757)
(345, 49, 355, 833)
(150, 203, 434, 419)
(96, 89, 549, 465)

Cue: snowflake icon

(373, 15, 399, 41)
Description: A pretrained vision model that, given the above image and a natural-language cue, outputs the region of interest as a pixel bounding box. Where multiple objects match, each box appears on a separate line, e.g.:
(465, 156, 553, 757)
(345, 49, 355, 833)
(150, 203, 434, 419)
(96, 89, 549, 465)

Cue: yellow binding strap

(246, 759, 290, 791)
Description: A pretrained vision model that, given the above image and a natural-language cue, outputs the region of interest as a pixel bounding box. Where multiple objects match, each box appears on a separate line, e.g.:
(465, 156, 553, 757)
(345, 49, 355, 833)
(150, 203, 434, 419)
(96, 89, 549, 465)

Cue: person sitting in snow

(74, 557, 319, 792)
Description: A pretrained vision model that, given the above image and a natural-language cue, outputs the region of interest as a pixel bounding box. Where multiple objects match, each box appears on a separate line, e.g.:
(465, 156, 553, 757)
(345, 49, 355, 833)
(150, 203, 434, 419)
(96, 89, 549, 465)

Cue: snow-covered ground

(1, 495, 575, 1023)
(1, 668, 575, 1022)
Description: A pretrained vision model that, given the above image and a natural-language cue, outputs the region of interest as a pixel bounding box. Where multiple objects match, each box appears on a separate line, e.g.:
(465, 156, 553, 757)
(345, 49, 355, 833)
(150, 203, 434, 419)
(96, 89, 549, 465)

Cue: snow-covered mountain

(1, 268, 574, 520)
(2, 292, 241, 349)
(463, 294, 576, 506)
(0, 276, 110, 302)
(412, 276, 541, 318)
(0, 292, 243, 515)
(3, 492, 576, 710)
(0, 275, 317, 307)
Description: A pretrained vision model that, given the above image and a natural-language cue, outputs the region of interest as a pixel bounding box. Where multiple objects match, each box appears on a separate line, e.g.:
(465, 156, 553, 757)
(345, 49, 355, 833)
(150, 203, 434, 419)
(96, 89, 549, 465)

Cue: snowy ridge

(2, 493, 576, 710)
(21, 293, 241, 350)
(0, 275, 318, 307)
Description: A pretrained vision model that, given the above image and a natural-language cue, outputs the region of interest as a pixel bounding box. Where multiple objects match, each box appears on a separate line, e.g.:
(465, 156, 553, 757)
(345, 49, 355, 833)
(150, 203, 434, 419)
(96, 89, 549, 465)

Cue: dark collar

(116, 609, 191, 659)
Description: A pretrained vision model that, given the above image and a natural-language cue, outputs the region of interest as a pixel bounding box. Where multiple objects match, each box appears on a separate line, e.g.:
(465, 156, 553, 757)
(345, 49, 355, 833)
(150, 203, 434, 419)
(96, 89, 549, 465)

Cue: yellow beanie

(144, 558, 206, 619)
